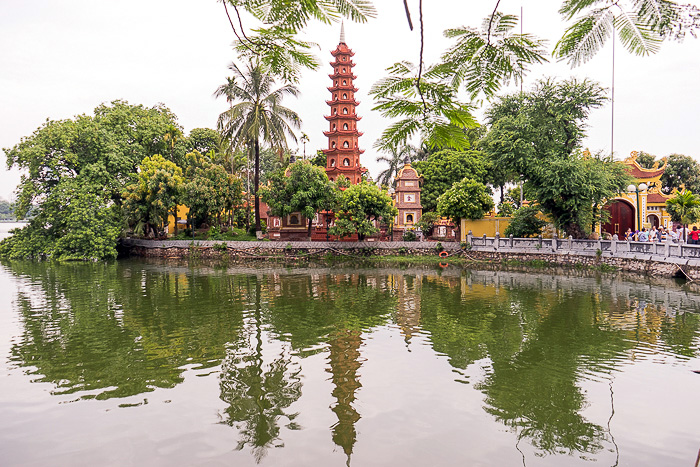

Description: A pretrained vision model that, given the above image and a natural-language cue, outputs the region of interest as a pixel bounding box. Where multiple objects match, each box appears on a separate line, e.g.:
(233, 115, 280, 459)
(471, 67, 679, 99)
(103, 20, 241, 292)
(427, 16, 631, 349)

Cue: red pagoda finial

(323, 26, 366, 185)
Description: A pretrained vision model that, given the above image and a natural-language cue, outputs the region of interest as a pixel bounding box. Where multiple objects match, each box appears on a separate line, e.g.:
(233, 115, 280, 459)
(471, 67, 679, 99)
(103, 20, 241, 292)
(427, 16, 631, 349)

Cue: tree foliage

(224, 0, 376, 83)
(413, 149, 489, 212)
(437, 178, 494, 223)
(439, 13, 549, 101)
(262, 161, 336, 237)
(182, 151, 243, 227)
(666, 190, 700, 240)
(504, 205, 547, 238)
(370, 62, 477, 153)
(660, 153, 700, 194)
(216, 61, 301, 232)
(481, 79, 632, 238)
(554, 0, 700, 67)
(122, 155, 184, 237)
(328, 182, 396, 240)
(1, 100, 181, 260)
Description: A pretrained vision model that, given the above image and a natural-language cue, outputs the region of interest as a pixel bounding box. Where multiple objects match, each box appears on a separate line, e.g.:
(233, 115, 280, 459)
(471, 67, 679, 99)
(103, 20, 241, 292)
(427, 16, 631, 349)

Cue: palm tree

(215, 62, 301, 232)
(376, 146, 411, 187)
(666, 190, 700, 242)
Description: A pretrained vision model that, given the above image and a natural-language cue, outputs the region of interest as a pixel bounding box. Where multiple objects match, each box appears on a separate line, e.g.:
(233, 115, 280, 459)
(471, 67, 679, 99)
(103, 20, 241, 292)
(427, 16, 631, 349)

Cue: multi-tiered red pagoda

(323, 23, 366, 184)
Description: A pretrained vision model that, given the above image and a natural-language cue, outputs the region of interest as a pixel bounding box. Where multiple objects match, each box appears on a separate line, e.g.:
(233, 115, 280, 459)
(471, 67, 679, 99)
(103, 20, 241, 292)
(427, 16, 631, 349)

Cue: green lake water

(1, 258, 700, 466)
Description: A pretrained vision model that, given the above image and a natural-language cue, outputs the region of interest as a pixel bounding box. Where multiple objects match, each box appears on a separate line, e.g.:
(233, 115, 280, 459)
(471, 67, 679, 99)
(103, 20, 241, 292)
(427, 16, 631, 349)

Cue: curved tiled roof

(647, 192, 671, 204)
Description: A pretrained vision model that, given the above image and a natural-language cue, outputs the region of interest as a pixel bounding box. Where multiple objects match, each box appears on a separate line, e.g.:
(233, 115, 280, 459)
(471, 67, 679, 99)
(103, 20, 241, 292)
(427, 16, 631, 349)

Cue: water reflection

(219, 278, 302, 462)
(3, 260, 700, 465)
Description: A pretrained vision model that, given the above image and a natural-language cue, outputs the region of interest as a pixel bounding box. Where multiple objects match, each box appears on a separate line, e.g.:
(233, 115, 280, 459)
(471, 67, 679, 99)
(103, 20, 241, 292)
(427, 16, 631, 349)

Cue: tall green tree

(481, 79, 631, 238)
(262, 161, 336, 238)
(660, 153, 700, 194)
(413, 149, 489, 212)
(437, 178, 494, 235)
(215, 62, 301, 233)
(122, 155, 184, 238)
(182, 151, 243, 228)
(328, 182, 397, 241)
(1, 100, 181, 260)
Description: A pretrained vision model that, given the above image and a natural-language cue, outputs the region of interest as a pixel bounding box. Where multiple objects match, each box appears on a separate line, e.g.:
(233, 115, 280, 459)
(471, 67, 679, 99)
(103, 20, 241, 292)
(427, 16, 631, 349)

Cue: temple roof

(623, 151, 666, 179)
(396, 164, 420, 180)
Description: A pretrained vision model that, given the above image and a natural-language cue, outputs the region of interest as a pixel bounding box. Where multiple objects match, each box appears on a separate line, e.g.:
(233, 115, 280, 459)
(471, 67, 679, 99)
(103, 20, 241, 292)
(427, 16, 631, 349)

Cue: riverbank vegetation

(3, 0, 699, 260)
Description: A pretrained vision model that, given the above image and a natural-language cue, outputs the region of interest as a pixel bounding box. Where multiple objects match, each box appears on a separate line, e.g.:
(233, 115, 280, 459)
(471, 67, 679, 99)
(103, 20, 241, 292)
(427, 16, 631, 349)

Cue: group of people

(624, 225, 700, 243)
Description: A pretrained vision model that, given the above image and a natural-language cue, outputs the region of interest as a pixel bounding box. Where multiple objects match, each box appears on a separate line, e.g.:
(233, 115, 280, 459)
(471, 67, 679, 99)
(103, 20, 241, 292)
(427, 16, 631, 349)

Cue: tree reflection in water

(218, 277, 302, 463)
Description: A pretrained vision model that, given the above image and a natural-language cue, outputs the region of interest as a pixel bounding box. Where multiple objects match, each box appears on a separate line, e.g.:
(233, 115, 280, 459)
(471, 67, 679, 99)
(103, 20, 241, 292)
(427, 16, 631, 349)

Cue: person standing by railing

(639, 228, 648, 242)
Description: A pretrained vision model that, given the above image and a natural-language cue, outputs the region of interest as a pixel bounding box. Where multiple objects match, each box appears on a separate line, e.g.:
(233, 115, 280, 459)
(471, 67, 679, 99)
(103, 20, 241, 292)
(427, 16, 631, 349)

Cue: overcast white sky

(1, 0, 699, 201)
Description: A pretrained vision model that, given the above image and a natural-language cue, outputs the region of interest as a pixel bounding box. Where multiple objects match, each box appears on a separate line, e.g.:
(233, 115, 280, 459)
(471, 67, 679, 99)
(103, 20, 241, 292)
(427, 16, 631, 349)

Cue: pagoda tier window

(334, 94, 337, 100)
(343, 123, 348, 130)
(332, 124, 336, 131)
(342, 56, 346, 61)
(332, 142, 336, 148)
(343, 108, 348, 114)
(342, 68, 346, 73)
(343, 141, 349, 148)
(342, 93, 348, 99)
(343, 80, 347, 85)
(343, 158, 350, 166)
(333, 108, 337, 114)
(335, 81, 338, 86)
(331, 159, 336, 167)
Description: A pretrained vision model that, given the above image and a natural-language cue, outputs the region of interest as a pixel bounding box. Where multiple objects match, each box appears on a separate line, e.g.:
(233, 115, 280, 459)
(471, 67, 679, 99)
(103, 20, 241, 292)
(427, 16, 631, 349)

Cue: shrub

(504, 205, 547, 238)
(402, 230, 417, 242)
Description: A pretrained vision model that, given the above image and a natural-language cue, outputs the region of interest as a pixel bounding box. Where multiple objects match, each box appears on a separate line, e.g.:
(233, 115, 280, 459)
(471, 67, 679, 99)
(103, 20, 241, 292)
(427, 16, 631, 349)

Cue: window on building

(289, 214, 300, 225)
(343, 141, 349, 148)
(406, 214, 414, 223)
(343, 93, 347, 99)
(343, 108, 348, 114)
(332, 141, 336, 148)
(331, 159, 336, 167)
(343, 80, 347, 85)
(343, 123, 348, 130)
(343, 158, 350, 166)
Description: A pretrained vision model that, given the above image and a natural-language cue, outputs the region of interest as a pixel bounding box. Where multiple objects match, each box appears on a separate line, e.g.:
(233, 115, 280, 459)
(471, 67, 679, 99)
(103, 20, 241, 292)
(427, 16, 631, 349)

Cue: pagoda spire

(340, 21, 345, 44)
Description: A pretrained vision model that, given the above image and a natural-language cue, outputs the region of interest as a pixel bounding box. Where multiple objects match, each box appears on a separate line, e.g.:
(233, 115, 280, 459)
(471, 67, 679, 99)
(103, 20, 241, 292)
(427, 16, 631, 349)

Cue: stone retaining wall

(121, 237, 700, 279)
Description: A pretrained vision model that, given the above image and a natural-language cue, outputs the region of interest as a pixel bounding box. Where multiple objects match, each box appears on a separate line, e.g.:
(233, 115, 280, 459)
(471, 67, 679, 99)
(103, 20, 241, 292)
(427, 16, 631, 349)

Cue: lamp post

(627, 182, 648, 231)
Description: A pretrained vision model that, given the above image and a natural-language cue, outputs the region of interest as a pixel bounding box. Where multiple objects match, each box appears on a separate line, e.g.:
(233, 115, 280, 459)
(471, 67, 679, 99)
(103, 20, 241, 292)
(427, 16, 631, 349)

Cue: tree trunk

(172, 207, 178, 237)
(307, 217, 313, 240)
(254, 138, 261, 232)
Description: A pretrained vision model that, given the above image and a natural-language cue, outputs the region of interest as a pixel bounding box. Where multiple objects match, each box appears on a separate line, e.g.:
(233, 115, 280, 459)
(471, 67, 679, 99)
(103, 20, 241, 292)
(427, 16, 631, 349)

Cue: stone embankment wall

(121, 234, 700, 279)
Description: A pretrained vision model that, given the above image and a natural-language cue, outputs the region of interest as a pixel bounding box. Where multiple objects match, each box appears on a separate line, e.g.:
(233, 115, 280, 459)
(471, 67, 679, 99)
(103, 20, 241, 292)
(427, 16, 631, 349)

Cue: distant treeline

(0, 199, 15, 221)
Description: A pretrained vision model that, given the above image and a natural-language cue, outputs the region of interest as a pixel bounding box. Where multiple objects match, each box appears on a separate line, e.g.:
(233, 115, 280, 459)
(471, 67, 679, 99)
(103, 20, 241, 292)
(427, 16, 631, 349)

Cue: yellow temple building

(601, 151, 674, 237)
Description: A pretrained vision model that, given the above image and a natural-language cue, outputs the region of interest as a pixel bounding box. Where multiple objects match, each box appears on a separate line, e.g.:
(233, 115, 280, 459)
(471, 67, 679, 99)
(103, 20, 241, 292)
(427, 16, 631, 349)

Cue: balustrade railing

(464, 231, 700, 261)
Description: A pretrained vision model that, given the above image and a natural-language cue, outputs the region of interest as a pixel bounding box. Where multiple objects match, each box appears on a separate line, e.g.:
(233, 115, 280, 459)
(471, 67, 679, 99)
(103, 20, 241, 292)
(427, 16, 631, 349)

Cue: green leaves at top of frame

(370, 61, 477, 153)
(554, 0, 698, 67)
(227, 0, 376, 82)
(439, 13, 549, 101)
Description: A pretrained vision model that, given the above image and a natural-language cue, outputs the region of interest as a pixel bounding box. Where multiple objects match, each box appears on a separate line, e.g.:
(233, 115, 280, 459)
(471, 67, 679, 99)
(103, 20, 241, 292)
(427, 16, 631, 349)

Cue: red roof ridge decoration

(622, 151, 667, 179)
